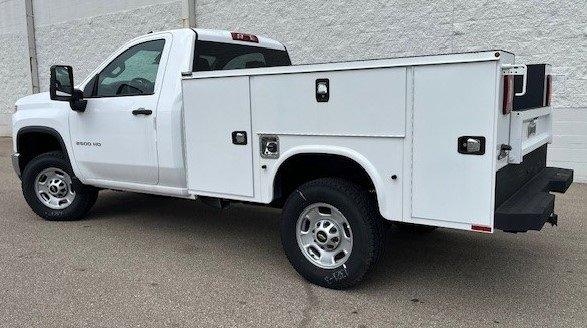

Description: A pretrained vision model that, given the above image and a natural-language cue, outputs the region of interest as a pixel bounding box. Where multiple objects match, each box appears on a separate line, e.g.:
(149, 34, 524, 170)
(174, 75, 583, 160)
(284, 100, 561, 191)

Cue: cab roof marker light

(231, 32, 259, 43)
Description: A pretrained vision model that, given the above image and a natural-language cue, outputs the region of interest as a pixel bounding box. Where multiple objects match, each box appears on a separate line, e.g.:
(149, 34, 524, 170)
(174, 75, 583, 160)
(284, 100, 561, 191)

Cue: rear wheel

(280, 178, 382, 289)
(21, 151, 98, 221)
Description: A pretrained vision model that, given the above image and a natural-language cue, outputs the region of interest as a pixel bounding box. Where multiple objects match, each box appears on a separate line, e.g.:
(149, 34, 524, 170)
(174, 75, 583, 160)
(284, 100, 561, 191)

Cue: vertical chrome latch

(316, 79, 330, 102)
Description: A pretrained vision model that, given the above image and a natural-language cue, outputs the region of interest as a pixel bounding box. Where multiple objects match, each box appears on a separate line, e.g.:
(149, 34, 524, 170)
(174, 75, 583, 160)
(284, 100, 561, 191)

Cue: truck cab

(11, 28, 573, 289)
(13, 29, 290, 196)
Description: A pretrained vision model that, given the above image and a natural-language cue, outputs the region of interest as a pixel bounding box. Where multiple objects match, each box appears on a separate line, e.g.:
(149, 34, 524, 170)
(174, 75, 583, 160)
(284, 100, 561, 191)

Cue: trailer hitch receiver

(546, 213, 558, 227)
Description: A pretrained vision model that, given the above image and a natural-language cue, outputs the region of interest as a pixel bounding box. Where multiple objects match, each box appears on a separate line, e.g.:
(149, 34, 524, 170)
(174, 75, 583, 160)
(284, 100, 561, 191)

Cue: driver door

(70, 35, 170, 185)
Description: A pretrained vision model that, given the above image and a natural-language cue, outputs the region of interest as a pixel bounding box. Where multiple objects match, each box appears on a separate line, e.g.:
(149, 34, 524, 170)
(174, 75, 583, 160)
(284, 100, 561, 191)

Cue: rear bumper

(494, 167, 573, 232)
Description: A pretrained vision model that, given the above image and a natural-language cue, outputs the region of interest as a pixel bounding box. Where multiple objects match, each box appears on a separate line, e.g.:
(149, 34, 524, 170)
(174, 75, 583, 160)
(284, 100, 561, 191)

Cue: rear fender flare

(266, 145, 387, 217)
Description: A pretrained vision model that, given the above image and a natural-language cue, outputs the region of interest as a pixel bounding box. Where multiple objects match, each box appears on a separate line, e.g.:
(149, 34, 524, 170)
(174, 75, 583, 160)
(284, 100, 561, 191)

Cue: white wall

(0, 0, 31, 136)
(0, 0, 182, 134)
(0, 0, 585, 181)
(550, 109, 587, 182)
(32, 0, 183, 26)
(33, 0, 183, 93)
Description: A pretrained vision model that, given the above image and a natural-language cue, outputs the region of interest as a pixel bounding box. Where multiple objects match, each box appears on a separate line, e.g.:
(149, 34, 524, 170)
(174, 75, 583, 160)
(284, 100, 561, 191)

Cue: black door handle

(132, 108, 152, 115)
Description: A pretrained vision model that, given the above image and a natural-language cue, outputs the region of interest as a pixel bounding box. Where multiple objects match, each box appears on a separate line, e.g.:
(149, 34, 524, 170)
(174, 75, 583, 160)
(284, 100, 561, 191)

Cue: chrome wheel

(296, 203, 353, 269)
(34, 167, 75, 210)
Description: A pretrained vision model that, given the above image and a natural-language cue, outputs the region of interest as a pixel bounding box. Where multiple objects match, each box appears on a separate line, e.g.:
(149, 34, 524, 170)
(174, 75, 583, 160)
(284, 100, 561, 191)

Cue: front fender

(12, 104, 81, 179)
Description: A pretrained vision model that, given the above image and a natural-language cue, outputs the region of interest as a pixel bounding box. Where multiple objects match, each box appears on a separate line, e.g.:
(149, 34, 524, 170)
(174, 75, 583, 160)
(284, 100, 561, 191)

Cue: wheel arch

(268, 146, 387, 216)
(16, 126, 71, 172)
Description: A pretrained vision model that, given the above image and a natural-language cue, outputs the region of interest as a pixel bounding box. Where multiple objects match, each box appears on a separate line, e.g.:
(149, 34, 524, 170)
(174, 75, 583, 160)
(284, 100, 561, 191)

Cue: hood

(15, 92, 51, 110)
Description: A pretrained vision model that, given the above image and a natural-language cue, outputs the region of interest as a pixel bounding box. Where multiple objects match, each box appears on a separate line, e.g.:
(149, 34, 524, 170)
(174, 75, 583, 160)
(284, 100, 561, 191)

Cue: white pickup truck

(12, 28, 573, 289)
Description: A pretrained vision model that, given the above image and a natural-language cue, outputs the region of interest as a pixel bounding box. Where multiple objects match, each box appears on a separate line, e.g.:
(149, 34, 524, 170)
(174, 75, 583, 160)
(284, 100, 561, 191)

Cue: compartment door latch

(316, 79, 330, 102)
(458, 136, 486, 155)
(232, 131, 248, 145)
(498, 144, 512, 160)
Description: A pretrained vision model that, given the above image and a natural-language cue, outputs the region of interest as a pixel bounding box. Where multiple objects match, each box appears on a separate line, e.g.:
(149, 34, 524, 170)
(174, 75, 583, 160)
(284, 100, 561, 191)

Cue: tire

(21, 151, 98, 221)
(280, 178, 383, 289)
(394, 222, 438, 234)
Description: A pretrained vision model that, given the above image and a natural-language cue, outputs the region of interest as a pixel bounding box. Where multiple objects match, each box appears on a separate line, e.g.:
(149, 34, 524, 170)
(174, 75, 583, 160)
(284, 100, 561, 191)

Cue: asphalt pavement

(0, 137, 584, 327)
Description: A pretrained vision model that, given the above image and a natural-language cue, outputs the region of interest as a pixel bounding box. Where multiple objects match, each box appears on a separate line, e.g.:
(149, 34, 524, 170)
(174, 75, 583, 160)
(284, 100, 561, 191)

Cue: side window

(83, 75, 97, 97)
(94, 39, 165, 97)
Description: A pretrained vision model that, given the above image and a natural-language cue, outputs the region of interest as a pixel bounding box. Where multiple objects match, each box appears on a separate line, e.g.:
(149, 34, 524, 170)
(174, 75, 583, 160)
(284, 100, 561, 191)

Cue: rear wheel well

(17, 129, 66, 171)
(273, 153, 376, 206)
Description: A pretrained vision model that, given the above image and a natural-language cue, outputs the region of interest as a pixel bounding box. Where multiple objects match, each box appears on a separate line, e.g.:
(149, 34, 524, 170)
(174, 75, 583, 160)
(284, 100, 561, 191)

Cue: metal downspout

(24, 0, 39, 94)
(182, 0, 197, 28)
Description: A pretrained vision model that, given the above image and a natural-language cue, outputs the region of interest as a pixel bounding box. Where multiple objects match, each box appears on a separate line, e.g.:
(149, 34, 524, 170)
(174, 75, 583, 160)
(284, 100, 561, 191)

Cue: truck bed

(180, 49, 567, 232)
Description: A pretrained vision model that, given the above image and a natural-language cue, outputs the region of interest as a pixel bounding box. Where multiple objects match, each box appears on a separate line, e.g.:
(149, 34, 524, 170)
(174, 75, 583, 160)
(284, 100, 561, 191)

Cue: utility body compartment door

(411, 62, 497, 228)
(182, 76, 254, 198)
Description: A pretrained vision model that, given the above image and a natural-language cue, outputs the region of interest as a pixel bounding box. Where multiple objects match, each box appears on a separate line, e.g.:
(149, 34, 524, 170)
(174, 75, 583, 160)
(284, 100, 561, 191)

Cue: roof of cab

(150, 28, 286, 51)
(194, 28, 286, 51)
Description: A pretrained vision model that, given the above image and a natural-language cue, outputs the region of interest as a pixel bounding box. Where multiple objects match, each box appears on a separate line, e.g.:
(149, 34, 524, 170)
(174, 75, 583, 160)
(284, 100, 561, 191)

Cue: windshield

(193, 40, 291, 72)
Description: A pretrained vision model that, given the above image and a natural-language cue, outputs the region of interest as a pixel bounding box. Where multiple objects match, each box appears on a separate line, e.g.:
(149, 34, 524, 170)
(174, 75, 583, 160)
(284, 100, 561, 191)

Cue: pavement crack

(298, 282, 319, 328)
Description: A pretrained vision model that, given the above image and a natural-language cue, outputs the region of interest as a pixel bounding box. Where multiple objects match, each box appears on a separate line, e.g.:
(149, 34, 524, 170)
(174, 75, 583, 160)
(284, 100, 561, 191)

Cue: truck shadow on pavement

(86, 190, 549, 295)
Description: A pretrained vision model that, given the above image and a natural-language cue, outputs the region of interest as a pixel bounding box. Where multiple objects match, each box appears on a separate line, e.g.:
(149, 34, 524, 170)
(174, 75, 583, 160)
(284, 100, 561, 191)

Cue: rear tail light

(471, 225, 492, 233)
(231, 32, 259, 43)
(502, 75, 514, 114)
(544, 75, 552, 107)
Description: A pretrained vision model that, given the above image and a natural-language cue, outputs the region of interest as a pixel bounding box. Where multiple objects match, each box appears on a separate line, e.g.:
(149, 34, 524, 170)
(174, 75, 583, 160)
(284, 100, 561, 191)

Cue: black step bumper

(494, 167, 573, 232)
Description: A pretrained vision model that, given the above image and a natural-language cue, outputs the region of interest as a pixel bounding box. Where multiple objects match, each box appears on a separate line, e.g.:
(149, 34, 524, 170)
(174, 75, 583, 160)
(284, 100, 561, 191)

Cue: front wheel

(21, 151, 98, 221)
(280, 178, 383, 289)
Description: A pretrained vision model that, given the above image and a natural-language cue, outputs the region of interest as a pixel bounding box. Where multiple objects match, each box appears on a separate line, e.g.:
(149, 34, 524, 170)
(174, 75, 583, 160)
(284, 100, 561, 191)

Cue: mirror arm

(70, 89, 87, 112)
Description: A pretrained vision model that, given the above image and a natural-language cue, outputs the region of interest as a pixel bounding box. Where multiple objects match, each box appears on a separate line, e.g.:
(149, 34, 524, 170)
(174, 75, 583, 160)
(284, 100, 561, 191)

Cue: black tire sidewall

(21, 152, 95, 221)
(281, 180, 378, 289)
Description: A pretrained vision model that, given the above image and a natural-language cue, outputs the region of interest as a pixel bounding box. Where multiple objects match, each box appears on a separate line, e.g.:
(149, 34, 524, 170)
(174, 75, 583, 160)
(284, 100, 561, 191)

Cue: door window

(92, 39, 165, 97)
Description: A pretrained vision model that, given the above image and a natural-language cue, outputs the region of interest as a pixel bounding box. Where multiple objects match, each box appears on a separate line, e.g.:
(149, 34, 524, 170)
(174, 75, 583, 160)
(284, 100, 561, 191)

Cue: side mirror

(50, 65, 74, 101)
(50, 65, 87, 112)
